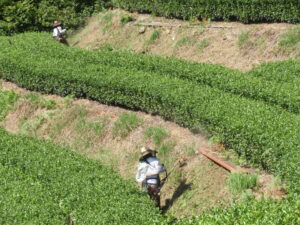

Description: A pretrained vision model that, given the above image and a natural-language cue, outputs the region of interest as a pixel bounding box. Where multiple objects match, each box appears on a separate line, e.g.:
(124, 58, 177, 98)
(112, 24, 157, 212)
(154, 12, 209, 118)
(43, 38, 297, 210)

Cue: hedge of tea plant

(1, 0, 299, 35)
(178, 195, 300, 224)
(111, 0, 300, 23)
(2, 33, 300, 114)
(0, 128, 167, 224)
(1, 34, 300, 197)
(249, 59, 300, 85)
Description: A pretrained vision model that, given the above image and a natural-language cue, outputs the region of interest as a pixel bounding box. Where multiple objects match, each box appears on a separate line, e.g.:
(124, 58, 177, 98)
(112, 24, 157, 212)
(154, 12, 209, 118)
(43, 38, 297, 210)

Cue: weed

(208, 135, 222, 145)
(253, 36, 266, 47)
(227, 172, 258, 195)
(159, 141, 176, 157)
(238, 31, 249, 47)
(150, 12, 157, 17)
(197, 24, 206, 34)
(20, 113, 47, 137)
(239, 189, 255, 202)
(102, 23, 112, 34)
(0, 90, 19, 121)
(100, 11, 113, 34)
(174, 36, 193, 48)
(196, 38, 210, 51)
(49, 105, 87, 139)
(61, 94, 75, 107)
(100, 12, 113, 24)
(146, 30, 160, 45)
(112, 113, 142, 138)
(98, 147, 120, 170)
(98, 43, 114, 51)
(76, 118, 106, 137)
(120, 15, 133, 26)
(279, 26, 300, 47)
(144, 126, 169, 146)
(183, 144, 196, 156)
(278, 26, 300, 54)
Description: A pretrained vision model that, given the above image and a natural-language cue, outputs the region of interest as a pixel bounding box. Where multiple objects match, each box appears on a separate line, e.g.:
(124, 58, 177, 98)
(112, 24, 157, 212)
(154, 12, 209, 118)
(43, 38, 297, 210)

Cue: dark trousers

(142, 176, 161, 208)
(53, 37, 69, 46)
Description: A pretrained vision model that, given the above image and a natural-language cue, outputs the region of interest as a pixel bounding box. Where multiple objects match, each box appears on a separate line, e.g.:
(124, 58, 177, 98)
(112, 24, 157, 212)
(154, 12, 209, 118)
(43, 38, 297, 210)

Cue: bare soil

(69, 9, 298, 72)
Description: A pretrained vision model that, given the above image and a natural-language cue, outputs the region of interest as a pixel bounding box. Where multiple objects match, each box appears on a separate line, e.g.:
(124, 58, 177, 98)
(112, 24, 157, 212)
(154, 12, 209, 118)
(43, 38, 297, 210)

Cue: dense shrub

(249, 59, 300, 85)
(0, 0, 111, 35)
(0, 128, 166, 224)
(1, 0, 300, 35)
(112, 0, 300, 23)
(3, 33, 300, 114)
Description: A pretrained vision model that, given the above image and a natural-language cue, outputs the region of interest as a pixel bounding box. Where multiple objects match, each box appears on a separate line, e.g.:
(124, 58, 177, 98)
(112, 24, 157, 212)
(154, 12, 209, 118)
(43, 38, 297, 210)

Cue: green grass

(146, 30, 160, 45)
(174, 36, 193, 48)
(49, 105, 87, 139)
(120, 15, 133, 26)
(20, 113, 48, 137)
(24, 93, 56, 110)
(197, 38, 210, 51)
(100, 12, 113, 24)
(76, 117, 106, 137)
(279, 26, 300, 48)
(0, 90, 19, 121)
(238, 31, 250, 47)
(159, 140, 176, 157)
(144, 126, 169, 146)
(97, 43, 115, 51)
(227, 172, 259, 195)
(100, 12, 114, 34)
(278, 26, 300, 55)
(183, 144, 196, 156)
(112, 113, 142, 138)
(102, 23, 112, 34)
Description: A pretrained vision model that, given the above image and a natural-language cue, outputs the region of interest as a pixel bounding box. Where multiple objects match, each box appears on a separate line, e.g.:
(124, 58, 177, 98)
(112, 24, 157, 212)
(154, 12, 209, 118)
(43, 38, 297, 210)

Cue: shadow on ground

(161, 178, 192, 213)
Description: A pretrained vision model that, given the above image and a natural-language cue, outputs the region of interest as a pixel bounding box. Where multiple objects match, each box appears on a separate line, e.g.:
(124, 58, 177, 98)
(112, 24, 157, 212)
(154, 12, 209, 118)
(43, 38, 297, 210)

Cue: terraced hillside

(1, 33, 300, 224)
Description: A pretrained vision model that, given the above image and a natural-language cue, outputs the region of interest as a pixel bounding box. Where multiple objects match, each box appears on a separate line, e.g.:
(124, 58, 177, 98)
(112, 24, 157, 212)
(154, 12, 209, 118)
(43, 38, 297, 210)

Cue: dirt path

(69, 9, 298, 72)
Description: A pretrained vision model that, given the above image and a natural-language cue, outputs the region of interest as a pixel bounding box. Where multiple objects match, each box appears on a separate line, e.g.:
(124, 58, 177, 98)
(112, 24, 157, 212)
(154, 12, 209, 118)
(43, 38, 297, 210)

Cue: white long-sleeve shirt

(53, 26, 66, 37)
(135, 157, 165, 184)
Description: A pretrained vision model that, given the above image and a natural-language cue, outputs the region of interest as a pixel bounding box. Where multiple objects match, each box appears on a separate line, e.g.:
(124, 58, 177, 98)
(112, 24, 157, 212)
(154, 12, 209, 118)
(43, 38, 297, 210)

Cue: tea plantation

(1, 33, 300, 224)
(0, 128, 167, 224)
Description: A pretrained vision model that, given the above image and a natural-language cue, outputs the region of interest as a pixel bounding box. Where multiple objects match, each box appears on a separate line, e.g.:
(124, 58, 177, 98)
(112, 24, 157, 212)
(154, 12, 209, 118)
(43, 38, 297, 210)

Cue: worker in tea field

(136, 147, 166, 208)
(52, 20, 69, 46)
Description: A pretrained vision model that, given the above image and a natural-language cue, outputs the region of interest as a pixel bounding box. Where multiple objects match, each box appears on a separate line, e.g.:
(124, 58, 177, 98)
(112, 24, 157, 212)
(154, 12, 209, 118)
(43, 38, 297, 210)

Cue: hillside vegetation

(2, 33, 300, 191)
(1, 0, 299, 35)
(1, 33, 300, 223)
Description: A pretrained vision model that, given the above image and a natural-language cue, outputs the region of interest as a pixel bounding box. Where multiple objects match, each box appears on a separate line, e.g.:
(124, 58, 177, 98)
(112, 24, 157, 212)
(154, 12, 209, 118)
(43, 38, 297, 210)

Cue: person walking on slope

(136, 147, 166, 208)
(52, 20, 69, 46)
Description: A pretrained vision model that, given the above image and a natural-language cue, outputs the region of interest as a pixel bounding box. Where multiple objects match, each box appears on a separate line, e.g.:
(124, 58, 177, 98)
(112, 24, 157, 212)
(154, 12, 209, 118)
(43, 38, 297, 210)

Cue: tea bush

(2, 33, 300, 114)
(0, 128, 166, 224)
(112, 0, 300, 23)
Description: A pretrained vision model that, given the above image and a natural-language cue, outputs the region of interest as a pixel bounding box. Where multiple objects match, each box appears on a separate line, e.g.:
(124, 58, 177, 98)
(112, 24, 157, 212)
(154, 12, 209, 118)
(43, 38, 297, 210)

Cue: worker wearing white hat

(136, 147, 166, 207)
(52, 20, 68, 46)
